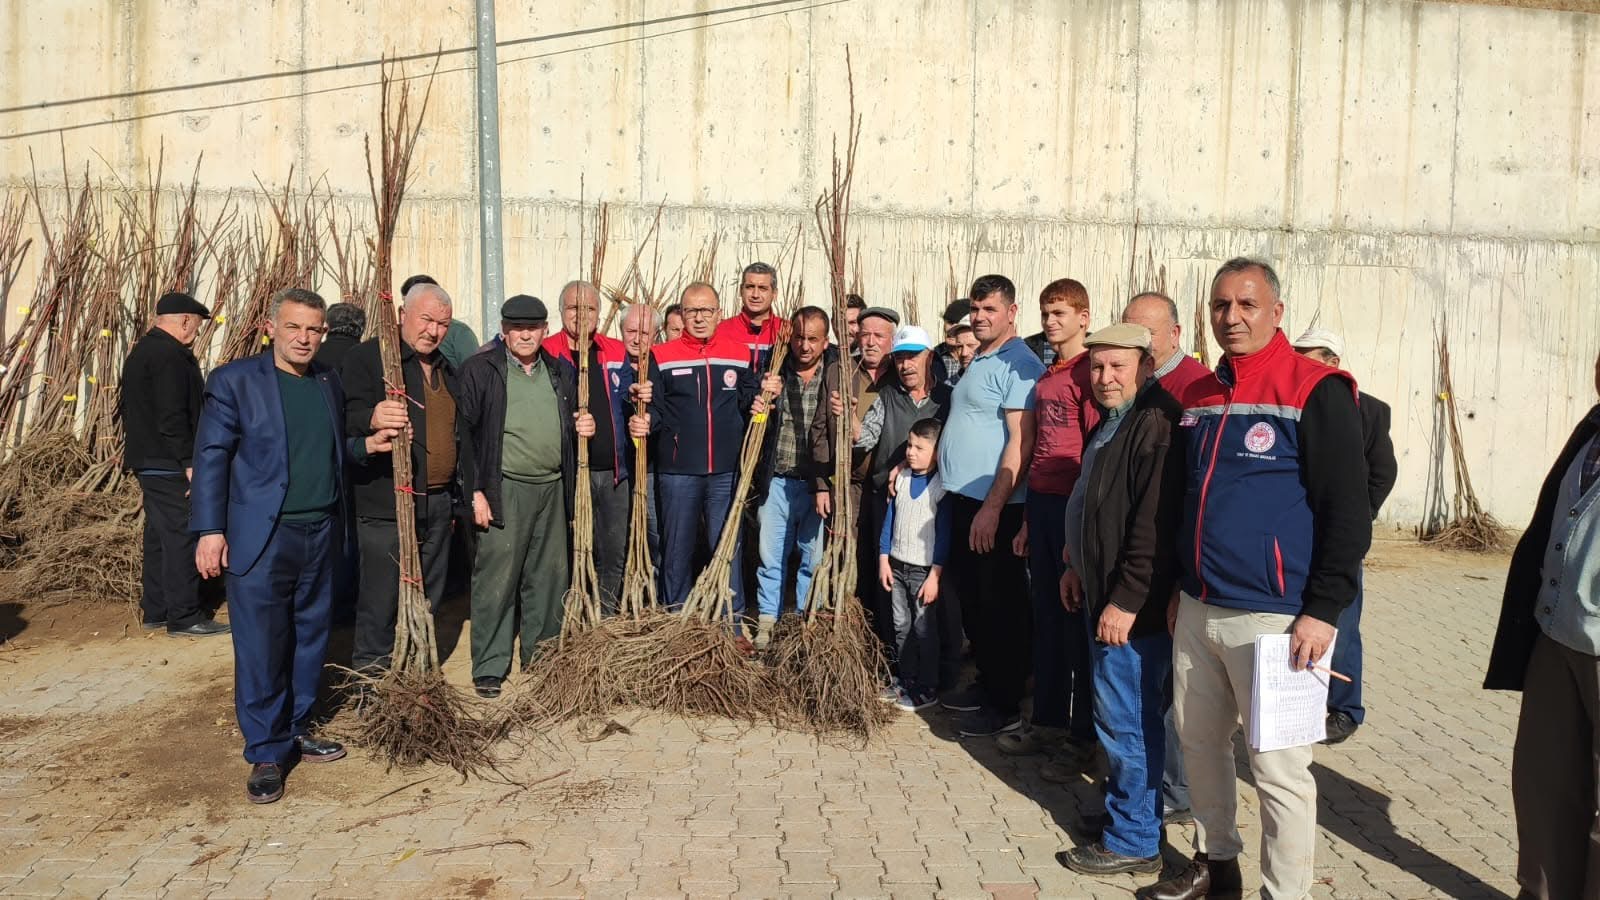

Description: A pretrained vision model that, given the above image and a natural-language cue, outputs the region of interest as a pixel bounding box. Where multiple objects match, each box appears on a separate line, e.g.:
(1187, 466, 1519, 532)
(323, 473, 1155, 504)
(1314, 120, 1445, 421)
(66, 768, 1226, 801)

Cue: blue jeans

(657, 472, 743, 615)
(1327, 572, 1365, 723)
(227, 517, 335, 765)
(890, 559, 940, 692)
(755, 476, 823, 619)
(1027, 493, 1094, 738)
(1089, 626, 1172, 859)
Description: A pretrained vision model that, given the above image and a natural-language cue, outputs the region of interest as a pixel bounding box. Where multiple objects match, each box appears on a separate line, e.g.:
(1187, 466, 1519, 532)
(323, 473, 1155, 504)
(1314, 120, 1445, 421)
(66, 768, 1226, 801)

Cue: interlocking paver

(0, 544, 1525, 898)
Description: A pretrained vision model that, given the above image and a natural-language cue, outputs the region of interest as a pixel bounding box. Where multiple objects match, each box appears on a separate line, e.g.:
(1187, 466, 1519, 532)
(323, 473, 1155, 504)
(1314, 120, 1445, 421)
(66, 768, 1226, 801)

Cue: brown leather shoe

(1134, 853, 1244, 900)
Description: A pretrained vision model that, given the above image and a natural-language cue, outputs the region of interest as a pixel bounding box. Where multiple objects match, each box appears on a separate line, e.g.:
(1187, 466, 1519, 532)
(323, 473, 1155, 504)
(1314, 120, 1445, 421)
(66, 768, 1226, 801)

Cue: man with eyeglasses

(341, 280, 474, 675)
(629, 282, 762, 614)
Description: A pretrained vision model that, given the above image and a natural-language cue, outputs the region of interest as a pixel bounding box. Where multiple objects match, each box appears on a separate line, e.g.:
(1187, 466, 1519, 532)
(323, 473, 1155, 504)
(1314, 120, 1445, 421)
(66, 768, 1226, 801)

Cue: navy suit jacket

(190, 352, 366, 576)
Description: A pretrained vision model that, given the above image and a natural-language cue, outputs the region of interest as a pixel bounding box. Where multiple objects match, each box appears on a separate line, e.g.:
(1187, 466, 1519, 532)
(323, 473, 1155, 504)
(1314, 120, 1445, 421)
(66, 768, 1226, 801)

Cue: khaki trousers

(1512, 632, 1600, 900)
(1173, 593, 1318, 900)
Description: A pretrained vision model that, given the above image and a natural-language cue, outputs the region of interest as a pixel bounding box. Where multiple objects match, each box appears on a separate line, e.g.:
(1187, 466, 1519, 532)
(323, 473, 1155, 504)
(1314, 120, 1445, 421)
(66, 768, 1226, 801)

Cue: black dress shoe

(168, 620, 231, 637)
(247, 763, 284, 804)
(1322, 711, 1359, 745)
(141, 619, 167, 631)
(1134, 852, 1243, 900)
(474, 676, 502, 699)
(294, 735, 346, 763)
(1056, 842, 1162, 876)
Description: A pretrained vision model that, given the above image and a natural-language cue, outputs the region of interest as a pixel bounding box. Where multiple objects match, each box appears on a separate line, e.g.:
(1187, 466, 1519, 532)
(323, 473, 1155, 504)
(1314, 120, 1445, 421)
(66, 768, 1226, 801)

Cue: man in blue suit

(192, 288, 398, 804)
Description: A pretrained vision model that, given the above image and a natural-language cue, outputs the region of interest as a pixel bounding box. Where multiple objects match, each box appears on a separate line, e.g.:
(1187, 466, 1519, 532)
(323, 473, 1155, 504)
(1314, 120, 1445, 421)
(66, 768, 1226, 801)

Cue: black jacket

(120, 328, 204, 471)
(856, 381, 951, 492)
(315, 333, 361, 373)
(456, 339, 579, 527)
(340, 336, 473, 520)
(1360, 392, 1398, 520)
(1485, 404, 1600, 691)
(1077, 383, 1186, 641)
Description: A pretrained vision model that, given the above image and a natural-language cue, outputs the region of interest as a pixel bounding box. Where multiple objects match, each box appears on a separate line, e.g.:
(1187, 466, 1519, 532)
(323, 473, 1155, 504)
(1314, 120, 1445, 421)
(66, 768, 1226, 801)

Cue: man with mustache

(341, 280, 472, 675)
(1144, 258, 1370, 900)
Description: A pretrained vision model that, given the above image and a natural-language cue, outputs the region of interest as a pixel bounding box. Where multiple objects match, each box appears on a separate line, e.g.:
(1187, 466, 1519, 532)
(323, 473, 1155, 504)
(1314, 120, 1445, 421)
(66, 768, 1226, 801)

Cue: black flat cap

(942, 298, 970, 325)
(859, 306, 900, 327)
(156, 291, 210, 318)
(501, 294, 547, 325)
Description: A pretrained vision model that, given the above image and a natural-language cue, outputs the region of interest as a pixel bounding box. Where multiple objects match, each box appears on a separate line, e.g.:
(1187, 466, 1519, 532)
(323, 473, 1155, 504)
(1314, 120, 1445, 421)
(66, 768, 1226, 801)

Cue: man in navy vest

(1141, 259, 1370, 900)
(192, 288, 398, 805)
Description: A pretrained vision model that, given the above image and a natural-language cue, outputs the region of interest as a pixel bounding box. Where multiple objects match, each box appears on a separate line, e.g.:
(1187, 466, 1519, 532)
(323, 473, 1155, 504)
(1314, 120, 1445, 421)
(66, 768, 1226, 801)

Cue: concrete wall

(3, 0, 1598, 529)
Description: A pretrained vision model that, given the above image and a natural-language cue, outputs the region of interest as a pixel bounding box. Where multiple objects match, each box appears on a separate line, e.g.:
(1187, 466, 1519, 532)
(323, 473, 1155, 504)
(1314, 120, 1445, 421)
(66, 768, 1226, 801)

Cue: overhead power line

(0, 0, 816, 116)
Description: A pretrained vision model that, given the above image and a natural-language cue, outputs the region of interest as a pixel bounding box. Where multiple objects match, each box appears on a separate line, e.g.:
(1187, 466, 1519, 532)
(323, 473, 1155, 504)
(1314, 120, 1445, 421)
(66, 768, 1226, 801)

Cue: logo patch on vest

(722, 370, 737, 389)
(1179, 413, 1198, 427)
(1244, 422, 1276, 454)
(611, 372, 620, 387)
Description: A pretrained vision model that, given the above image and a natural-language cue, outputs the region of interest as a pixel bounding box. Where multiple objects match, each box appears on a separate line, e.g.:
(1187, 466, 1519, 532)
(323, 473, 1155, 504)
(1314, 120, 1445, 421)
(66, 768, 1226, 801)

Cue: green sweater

(501, 354, 563, 484)
(276, 369, 338, 521)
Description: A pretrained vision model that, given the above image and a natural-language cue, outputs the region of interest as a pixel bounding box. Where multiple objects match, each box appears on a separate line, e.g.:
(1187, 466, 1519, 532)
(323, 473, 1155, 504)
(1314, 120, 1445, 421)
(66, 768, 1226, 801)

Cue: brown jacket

(1076, 382, 1186, 640)
(812, 356, 896, 488)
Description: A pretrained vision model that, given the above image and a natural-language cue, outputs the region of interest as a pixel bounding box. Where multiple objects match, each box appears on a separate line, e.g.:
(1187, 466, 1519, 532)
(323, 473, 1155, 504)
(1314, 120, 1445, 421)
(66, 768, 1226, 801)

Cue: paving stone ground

(0, 539, 1520, 898)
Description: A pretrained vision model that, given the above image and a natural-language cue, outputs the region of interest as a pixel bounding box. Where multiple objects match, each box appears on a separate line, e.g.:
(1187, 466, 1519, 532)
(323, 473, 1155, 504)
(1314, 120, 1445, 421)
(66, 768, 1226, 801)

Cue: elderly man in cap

(1291, 327, 1397, 745)
(1487, 350, 1600, 900)
(121, 291, 229, 637)
(621, 302, 663, 570)
(1143, 258, 1370, 900)
(1053, 323, 1186, 879)
(846, 324, 952, 661)
(192, 288, 399, 803)
(817, 306, 901, 641)
(342, 279, 471, 675)
(457, 295, 592, 698)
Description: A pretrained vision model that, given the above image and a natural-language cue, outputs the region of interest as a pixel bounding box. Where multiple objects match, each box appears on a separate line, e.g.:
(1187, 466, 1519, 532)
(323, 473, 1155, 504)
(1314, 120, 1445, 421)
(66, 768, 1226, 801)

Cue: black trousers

(589, 469, 630, 615)
(137, 473, 203, 629)
(947, 494, 1032, 715)
(351, 491, 454, 672)
(856, 484, 894, 654)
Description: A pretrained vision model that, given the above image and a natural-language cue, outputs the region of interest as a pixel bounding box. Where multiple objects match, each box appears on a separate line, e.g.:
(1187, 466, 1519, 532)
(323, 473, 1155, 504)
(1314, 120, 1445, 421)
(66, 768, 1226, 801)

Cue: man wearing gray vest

(1486, 350, 1600, 899)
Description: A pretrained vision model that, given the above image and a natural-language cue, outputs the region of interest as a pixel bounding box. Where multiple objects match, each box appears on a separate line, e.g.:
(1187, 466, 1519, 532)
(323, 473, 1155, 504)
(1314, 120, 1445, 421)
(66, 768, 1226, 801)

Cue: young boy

(877, 418, 952, 711)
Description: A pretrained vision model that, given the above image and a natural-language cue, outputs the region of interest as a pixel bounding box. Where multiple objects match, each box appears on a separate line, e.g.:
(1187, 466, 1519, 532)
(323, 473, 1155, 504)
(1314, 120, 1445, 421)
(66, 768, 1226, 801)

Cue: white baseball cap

(1291, 327, 1344, 358)
(891, 325, 933, 354)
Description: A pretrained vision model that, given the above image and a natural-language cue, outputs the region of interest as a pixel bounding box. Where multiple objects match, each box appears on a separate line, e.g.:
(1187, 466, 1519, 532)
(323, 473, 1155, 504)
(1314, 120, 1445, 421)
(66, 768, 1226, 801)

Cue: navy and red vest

(649, 332, 756, 475)
(1177, 330, 1356, 615)
(714, 311, 781, 371)
(542, 330, 636, 480)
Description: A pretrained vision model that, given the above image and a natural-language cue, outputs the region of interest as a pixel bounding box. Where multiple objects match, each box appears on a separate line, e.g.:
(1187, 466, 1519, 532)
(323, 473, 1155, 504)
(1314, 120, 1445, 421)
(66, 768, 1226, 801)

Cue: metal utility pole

(475, 0, 505, 329)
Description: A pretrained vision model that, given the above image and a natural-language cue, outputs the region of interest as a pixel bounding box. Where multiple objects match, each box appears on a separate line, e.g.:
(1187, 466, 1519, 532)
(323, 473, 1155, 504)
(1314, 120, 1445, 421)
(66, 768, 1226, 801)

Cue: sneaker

(754, 614, 777, 650)
(940, 684, 985, 712)
(958, 707, 1022, 738)
(996, 723, 1069, 756)
(896, 688, 939, 712)
(1322, 711, 1359, 745)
